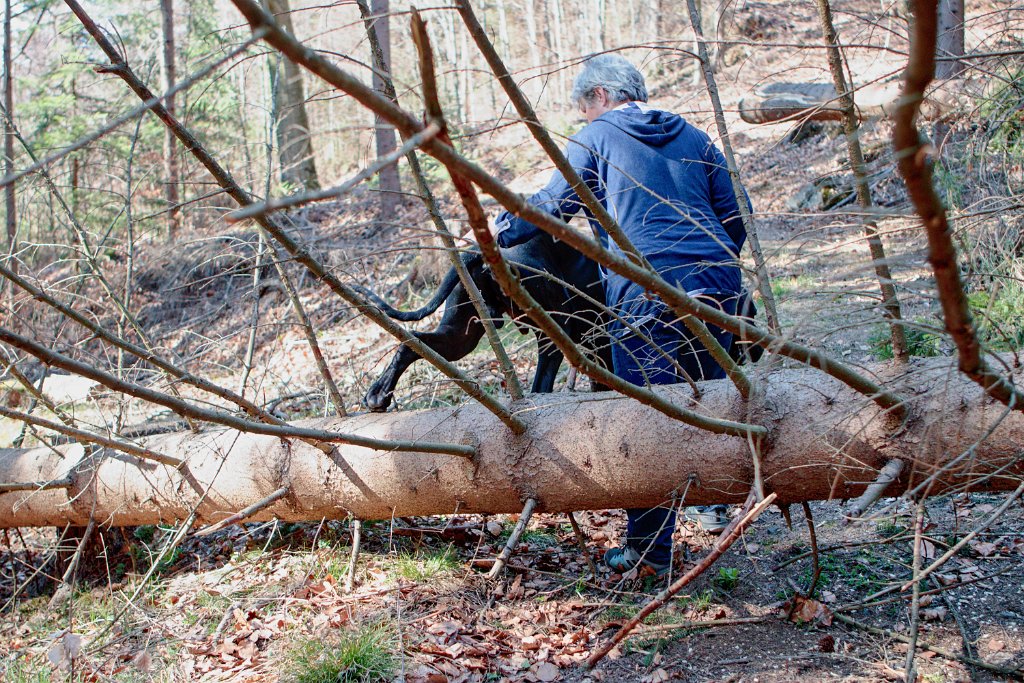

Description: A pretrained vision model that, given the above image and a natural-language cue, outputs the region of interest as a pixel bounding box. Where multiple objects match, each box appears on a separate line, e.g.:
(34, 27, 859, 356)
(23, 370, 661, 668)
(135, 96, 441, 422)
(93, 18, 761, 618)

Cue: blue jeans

(609, 291, 736, 565)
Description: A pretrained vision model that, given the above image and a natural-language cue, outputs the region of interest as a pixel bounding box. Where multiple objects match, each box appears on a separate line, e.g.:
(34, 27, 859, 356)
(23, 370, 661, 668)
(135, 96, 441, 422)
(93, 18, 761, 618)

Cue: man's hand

(461, 215, 502, 246)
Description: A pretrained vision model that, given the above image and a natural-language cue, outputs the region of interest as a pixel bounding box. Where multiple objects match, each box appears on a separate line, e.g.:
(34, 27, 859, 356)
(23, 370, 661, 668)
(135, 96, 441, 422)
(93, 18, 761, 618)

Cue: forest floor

(3, 0, 1024, 680)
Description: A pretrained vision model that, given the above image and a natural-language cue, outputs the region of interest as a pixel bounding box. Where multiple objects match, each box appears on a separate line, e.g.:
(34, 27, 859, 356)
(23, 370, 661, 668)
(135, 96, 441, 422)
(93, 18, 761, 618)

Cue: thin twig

(0, 404, 183, 467)
(262, 237, 348, 416)
(587, 491, 777, 668)
(568, 512, 599, 579)
(815, 0, 908, 362)
(894, 0, 1024, 411)
(345, 518, 361, 593)
(0, 326, 476, 457)
(801, 502, 822, 597)
(487, 497, 538, 579)
(63, 0, 526, 435)
(228, 0, 909, 419)
(904, 502, 926, 682)
(194, 486, 290, 537)
(901, 481, 1024, 591)
(226, 123, 441, 221)
(48, 517, 95, 610)
(0, 476, 73, 493)
(833, 613, 1024, 679)
(638, 615, 770, 635)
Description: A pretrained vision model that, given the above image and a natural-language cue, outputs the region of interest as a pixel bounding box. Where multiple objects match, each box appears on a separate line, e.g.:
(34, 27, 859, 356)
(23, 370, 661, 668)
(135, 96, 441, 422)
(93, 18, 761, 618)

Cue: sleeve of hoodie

(494, 133, 600, 248)
(704, 141, 750, 253)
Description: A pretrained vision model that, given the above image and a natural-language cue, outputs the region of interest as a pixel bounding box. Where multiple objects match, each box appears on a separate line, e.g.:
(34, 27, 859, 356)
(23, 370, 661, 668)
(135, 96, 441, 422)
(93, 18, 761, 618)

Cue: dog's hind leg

(531, 339, 565, 394)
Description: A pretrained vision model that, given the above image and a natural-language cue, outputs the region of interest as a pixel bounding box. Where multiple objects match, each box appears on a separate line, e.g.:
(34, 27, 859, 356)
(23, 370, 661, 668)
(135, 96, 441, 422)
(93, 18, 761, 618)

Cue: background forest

(0, 0, 1023, 681)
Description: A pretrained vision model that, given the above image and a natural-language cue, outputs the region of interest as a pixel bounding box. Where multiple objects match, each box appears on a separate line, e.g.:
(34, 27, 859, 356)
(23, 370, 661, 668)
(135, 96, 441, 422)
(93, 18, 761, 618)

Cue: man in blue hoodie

(493, 55, 747, 576)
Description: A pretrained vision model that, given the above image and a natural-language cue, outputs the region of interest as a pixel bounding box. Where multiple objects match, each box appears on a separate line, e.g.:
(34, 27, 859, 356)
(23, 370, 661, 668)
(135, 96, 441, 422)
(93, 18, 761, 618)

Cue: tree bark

(3, 0, 15, 265)
(1, 355, 1021, 528)
(936, 0, 965, 80)
(368, 0, 402, 213)
(159, 0, 181, 236)
(264, 0, 319, 190)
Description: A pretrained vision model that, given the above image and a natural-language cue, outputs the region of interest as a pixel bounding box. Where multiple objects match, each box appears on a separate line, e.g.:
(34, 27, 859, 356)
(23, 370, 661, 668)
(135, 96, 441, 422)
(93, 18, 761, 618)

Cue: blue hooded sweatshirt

(495, 103, 746, 311)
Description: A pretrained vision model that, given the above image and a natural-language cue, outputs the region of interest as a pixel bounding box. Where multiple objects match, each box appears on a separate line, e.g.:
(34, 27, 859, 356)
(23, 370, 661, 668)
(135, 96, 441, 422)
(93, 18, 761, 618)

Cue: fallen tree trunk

(738, 81, 958, 124)
(1, 355, 1021, 527)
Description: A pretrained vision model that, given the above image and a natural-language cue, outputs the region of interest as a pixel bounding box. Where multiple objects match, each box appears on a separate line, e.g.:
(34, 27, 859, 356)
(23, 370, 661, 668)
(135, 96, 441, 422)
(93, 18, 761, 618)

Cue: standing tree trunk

(369, 0, 402, 214)
(523, 0, 539, 69)
(548, 0, 567, 95)
(815, 0, 909, 361)
(264, 0, 319, 190)
(159, 0, 181, 236)
(936, 0, 965, 79)
(3, 0, 15, 269)
(495, 0, 511, 59)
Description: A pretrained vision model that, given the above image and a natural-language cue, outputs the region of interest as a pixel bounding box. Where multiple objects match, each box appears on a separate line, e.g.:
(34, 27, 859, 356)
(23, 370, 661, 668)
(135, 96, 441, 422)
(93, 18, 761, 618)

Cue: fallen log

(738, 81, 959, 124)
(0, 355, 1021, 528)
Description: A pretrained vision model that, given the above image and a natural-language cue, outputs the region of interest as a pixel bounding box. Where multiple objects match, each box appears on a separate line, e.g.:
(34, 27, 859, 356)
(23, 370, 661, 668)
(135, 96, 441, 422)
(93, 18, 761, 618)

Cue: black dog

(361, 233, 614, 411)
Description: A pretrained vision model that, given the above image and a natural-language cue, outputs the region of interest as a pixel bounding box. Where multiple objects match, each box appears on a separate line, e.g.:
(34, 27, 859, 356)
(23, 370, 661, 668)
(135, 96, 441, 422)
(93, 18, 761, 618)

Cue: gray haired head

(571, 54, 648, 106)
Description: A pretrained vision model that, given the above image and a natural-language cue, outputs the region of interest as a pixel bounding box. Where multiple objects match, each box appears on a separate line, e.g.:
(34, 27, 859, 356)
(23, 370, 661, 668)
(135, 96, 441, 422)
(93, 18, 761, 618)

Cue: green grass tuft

(869, 319, 943, 360)
(286, 621, 396, 683)
(393, 545, 460, 581)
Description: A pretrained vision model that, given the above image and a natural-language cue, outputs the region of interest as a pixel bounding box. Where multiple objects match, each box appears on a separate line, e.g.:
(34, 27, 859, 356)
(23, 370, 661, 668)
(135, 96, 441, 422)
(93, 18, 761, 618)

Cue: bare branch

(894, 0, 1024, 411)
(226, 0, 907, 418)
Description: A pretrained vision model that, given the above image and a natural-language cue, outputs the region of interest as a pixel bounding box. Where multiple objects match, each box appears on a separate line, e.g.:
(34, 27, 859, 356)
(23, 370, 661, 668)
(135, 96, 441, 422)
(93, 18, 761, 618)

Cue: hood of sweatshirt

(592, 103, 689, 147)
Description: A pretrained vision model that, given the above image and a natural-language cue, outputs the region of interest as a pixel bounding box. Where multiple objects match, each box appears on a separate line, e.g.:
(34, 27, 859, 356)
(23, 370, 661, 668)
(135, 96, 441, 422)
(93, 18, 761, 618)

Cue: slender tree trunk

(2, 0, 14, 269)
(460, 20, 472, 121)
(936, 0, 965, 80)
(264, 0, 319, 190)
(1, 355, 1022, 528)
(815, 0, 908, 361)
(159, 0, 181, 236)
(549, 0, 567, 94)
(523, 0, 538, 68)
(369, 0, 402, 213)
(495, 0, 511, 59)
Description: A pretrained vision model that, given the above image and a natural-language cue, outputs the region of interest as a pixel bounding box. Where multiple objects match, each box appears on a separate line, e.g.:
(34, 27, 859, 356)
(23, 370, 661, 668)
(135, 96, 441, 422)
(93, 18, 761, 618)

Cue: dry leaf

(875, 663, 906, 681)
(986, 639, 1006, 652)
(534, 661, 560, 681)
(507, 574, 524, 599)
(47, 632, 84, 671)
(133, 650, 152, 672)
(642, 668, 670, 682)
(784, 596, 833, 626)
(971, 542, 997, 557)
(921, 606, 947, 622)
